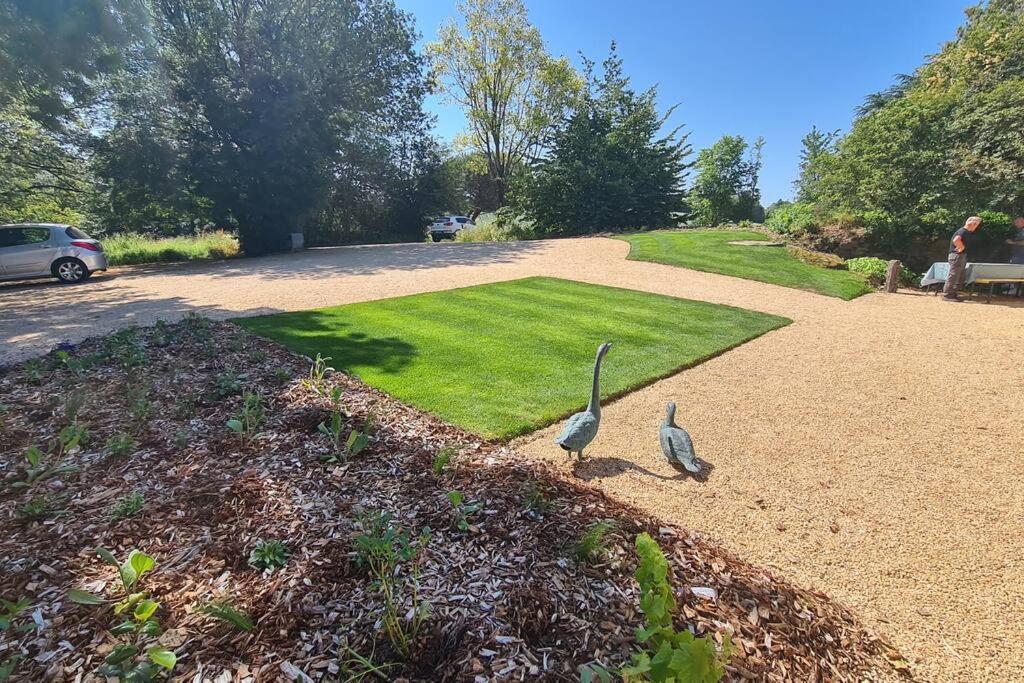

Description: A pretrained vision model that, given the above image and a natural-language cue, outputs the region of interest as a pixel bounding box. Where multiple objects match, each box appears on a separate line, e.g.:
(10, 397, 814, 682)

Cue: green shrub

(785, 245, 846, 269)
(454, 210, 537, 242)
(846, 257, 917, 287)
(765, 202, 817, 235)
(102, 231, 239, 266)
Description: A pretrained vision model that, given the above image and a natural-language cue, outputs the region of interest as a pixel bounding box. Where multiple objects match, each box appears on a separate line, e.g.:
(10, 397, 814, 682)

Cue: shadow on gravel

(571, 455, 712, 482)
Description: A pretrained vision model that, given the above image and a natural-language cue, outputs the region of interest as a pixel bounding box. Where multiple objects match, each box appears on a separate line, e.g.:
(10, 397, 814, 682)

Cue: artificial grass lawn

(237, 277, 790, 440)
(618, 230, 874, 300)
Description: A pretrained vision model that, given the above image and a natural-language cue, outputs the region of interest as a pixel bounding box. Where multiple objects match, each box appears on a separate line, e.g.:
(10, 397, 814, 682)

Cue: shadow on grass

(238, 311, 418, 376)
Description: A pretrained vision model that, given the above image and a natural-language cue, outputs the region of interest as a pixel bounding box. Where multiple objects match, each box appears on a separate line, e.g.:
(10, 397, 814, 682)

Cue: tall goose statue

(659, 401, 704, 477)
(554, 342, 611, 460)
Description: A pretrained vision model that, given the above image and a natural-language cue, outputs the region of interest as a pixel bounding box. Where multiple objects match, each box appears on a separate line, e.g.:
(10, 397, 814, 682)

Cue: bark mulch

(0, 317, 907, 681)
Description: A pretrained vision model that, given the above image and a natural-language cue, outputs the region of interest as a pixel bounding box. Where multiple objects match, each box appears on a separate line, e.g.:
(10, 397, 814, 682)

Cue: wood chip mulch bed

(0, 318, 906, 681)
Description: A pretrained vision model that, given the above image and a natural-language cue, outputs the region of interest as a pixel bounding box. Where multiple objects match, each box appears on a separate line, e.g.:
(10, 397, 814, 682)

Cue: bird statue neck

(664, 404, 676, 427)
(587, 350, 606, 415)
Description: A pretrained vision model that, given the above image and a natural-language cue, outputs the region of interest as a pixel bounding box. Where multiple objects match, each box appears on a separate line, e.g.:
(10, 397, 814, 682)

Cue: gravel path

(3, 237, 1023, 679)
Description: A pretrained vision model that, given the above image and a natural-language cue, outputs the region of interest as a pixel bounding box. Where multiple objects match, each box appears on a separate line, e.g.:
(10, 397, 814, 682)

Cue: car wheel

(431, 235, 442, 242)
(53, 258, 90, 284)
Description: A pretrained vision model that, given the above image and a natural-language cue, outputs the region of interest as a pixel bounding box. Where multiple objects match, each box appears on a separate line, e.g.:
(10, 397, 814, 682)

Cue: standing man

(943, 215, 982, 301)
(1008, 216, 1024, 265)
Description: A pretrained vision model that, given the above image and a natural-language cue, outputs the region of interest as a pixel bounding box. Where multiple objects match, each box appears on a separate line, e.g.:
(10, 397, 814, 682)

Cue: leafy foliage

(620, 533, 731, 682)
(806, 0, 1024, 266)
(447, 490, 483, 532)
(354, 510, 431, 659)
(845, 257, 917, 287)
(67, 548, 177, 681)
(573, 521, 615, 564)
(688, 135, 765, 227)
(199, 600, 254, 632)
(248, 540, 291, 573)
(518, 45, 691, 235)
(432, 447, 456, 476)
(111, 491, 145, 520)
(428, 0, 582, 206)
(227, 391, 265, 444)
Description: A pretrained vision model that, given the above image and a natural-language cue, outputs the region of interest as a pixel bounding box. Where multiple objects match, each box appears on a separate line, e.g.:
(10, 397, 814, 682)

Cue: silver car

(0, 223, 108, 284)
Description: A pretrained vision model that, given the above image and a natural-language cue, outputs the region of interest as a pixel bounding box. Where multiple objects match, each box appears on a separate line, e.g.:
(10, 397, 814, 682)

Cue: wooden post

(885, 260, 901, 293)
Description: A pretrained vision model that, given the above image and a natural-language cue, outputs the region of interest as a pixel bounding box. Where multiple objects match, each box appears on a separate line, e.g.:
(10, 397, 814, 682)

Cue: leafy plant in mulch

(302, 353, 335, 397)
(67, 549, 177, 681)
(317, 386, 369, 463)
(111, 491, 145, 520)
(573, 521, 616, 564)
(198, 600, 253, 632)
(208, 370, 245, 401)
(248, 540, 290, 572)
(446, 490, 482, 532)
(105, 432, 136, 459)
(0, 596, 33, 679)
(125, 382, 154, 435)
(18, 493, 64, 521)
(432, 446, 455, 476)
(621, 533, 731, 682)
(521, 481, 551, 519)
(227, 391, 265, 444)
(354, 510, 431, 659)
(11, 446, 79, 490)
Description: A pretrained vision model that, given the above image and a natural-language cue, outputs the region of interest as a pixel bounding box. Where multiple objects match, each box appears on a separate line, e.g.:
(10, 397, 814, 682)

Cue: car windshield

(66, 226, 90, 239)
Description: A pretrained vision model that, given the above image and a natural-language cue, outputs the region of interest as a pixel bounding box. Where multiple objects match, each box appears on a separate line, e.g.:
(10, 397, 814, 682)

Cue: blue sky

(395, 0, 970, 204)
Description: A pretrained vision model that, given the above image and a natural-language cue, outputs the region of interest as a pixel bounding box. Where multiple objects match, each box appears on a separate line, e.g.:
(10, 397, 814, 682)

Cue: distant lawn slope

(236, 277, 790, 439)
(103, 231, 239, 266)
(618, 230, 873, 300)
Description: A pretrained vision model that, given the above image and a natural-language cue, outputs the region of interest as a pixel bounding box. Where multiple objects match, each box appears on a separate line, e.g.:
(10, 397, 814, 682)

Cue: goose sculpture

(554, 342, 612, 460)
(659, 401, 703, 476)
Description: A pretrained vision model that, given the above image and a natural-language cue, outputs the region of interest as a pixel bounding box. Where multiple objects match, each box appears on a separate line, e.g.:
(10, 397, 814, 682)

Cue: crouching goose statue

(660, 401, 704, 476)
(554, 342, 611, 460)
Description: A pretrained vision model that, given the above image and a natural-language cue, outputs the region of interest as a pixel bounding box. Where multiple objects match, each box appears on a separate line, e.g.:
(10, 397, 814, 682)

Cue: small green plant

(19, 494, 63, 521)
(111, 491, 145, 520)
(0, 596, 33, 680)
(1, 596, 33, 634)
(173, 429, 189, 450)
(125, 383, 154, 434)
(248, 539, 290, 572)
(618, 533, 731, 682)
(318, 388, 369, 463)
(23, 358, 45, 384)
(447, 490, 483, 532)
(252, 348, 268, 363)
(209, 370, 244, 401)
(432, 447, 455, 476)
(181, 313, 212, 342)
(303, 354, 335, 396)
(68, 549, 177, 680)
(174, 391, 199, 419)
(522, 481, 551, 518)
(354, 511, 431, 659)
(105, 433, 136, 459)
(272, 367, 292, 383)
(227, 391, 265, 443)
(12, 446, 79, 490)
(198, 600, 253, 632)
(361, 409, 379, 436)
(573, 521, 616, 564)
(105, 328, 147, 368)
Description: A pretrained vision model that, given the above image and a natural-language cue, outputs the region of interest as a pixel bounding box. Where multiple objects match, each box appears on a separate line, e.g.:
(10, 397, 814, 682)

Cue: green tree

(518, 46, 691, 235)
(812, 0, 1024, 265)
(428, 0, 582, 206)
(688, 135, 764, 227)
(0, 0, 146, 131)
(150, 0, 429, 255)
(794, 126, 839, 203)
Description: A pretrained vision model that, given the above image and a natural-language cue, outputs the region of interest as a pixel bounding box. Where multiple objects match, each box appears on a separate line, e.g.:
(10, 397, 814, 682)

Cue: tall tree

(518, 46, 691, 235)
(149, 0, 429, 255)
(427, 0, 581, 206)
(0, 0, 145, 131)
(688, 135, 763, 227)
(794, 126, 839, 203)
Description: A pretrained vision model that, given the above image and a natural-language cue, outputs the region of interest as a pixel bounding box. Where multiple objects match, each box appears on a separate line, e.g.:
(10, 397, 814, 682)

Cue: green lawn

(617, 230, 873, 300)
(236, 277, 790, 439)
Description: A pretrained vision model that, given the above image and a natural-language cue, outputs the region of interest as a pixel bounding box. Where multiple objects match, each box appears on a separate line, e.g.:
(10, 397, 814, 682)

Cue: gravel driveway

(3, 237, 1023, 680)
